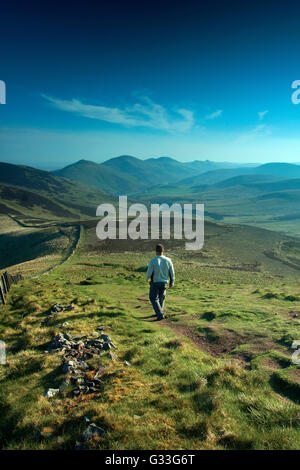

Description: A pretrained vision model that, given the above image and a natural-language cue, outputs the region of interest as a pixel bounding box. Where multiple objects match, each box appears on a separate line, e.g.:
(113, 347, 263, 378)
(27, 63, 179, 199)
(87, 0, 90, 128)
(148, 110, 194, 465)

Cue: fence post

(4, 272, 11, 290)
(0, 283, 5, 305)
(0, 271, 23, 308)
(1, 275, 8, 294)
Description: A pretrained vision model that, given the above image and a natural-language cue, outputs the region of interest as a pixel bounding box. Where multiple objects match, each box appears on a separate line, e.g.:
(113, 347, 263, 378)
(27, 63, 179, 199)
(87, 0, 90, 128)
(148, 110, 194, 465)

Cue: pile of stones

(45, 327, 121, 397)
(42, 303, 74, 326)
(49, 303, 75, 313)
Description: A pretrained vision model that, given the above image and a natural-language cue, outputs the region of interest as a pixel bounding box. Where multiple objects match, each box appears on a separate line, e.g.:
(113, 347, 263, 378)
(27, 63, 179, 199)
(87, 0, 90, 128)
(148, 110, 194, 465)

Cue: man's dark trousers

(149, 281, 167, 319)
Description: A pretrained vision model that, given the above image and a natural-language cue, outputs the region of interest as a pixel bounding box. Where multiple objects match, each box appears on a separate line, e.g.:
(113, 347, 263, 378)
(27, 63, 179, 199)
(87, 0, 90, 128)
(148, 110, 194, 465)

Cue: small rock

(108, 352, 118, 361)
(72, 369, 85, 377)
(77, 361, 89, 370)
(44, 388, 59, 398)
(51, 303, 64, 313)
(62, 360, 77, 373)
(94, 366, 106, 378)
(100, 334, 110, 342)
(110, 369, 124, 377)
(81, 423, 106, 441)
(124, 361, 131, 367)
(93, 378, 102, 385)
(62, 322, 70, 327)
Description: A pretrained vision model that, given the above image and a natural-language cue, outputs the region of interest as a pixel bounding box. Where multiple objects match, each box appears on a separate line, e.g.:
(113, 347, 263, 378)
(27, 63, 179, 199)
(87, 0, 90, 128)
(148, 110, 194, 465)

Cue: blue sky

(1, 0, 300, 169)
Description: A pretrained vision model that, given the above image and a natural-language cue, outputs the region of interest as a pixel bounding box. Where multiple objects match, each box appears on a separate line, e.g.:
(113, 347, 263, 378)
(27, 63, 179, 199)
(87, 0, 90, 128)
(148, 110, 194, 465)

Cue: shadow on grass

(149, 368, 169, 377)
(138, 315, 156, 319)
(6, 355, 46, 380)
(44, 310, 126, 324)
(192, 391, 216, 415)
(269, 373, 300, 404)
(0, 391, 40, 449)
(201, 311, 217, 321)
(217, 435, 254, 450)
(39, 364, 64, 391)
(4, 332, 31, 353)
(177, 420, 208, 440)
(176, 381, 200, 393)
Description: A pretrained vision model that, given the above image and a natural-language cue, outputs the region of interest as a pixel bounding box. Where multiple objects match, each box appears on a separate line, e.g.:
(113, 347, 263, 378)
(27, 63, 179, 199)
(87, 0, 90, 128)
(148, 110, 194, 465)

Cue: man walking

(146, 244, 175, 321)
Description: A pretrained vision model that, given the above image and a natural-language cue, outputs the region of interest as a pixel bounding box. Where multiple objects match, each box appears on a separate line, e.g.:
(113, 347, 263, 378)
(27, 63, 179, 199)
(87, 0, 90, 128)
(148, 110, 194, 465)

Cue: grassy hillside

(53, 159, 142, 195)
(133, 174, 287, 199)
(0, 215, 80, 277)
(0, 219, 299, 450)
(0, 184, 77, 219)
(131, 170, 300, 237)
(0, 162, 116, 219)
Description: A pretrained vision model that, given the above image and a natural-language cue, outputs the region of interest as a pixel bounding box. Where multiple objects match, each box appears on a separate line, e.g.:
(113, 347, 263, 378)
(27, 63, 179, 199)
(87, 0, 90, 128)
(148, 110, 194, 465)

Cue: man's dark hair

(156, 244, 164, 254)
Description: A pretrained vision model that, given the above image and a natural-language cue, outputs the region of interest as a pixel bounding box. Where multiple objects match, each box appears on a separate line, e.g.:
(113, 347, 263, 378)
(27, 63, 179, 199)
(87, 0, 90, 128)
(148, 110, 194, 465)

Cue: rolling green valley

(0, 156, 299, 450)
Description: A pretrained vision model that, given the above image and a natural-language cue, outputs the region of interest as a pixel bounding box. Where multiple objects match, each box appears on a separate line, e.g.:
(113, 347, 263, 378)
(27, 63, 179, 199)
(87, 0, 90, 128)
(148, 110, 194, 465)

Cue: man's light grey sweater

(146, 255, 175, 285)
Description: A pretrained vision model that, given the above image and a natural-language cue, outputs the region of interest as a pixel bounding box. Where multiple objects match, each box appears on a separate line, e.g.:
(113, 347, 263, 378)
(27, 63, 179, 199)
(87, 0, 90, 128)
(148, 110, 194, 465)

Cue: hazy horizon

(2, 154, 300, 172)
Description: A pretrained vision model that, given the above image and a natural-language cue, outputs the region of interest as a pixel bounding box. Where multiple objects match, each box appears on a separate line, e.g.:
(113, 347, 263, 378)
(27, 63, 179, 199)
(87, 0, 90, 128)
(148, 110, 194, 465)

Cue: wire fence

(0, 271, 23, 306)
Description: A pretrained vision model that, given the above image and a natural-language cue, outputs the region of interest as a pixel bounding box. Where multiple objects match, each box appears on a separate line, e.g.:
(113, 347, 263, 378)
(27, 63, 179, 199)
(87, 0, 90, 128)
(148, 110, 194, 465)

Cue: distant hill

(182, 159, 253, 172)
(53, 159, 142, 194)
(178, 167, 255, 186)
(254, 162, 300, 178)
(179, 162, 300, 187)
(0, 162, 116, 218)
(3, 158, 300, 233)
(102, 155, 198, 187)
(53, 155, 242, 194)
(214, 174, 285, 188)
(130, 164, 300, 236)
(214, 176, 300, 195)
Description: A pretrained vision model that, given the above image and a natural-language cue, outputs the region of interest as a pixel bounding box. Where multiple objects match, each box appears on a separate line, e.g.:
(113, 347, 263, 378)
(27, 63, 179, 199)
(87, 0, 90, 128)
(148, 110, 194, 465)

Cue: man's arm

(168, 260, 175, 287)
(146, 259, 154, 282)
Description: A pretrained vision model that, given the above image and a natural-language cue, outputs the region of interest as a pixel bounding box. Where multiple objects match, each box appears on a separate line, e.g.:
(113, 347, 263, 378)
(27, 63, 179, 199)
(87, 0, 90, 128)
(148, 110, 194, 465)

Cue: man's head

(156, 244, 164, 255)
